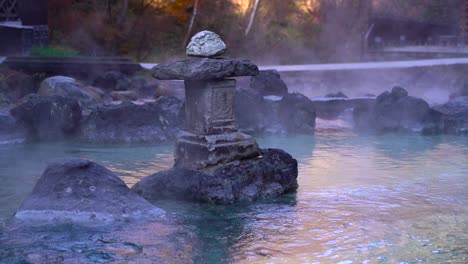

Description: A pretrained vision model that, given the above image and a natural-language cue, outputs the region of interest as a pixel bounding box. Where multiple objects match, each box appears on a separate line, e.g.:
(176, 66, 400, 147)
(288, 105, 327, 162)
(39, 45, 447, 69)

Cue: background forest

(47, 0, 458, 64)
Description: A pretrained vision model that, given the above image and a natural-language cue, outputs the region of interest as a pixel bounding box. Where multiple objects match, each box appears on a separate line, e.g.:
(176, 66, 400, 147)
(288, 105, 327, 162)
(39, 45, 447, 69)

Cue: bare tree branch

(245, 0, 260, 36)
(183, 0, 200, 48)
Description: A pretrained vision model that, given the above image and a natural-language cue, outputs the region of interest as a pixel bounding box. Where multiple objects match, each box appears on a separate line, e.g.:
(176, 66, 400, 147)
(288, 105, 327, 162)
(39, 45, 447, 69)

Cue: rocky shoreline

(2, 66, 468, 146)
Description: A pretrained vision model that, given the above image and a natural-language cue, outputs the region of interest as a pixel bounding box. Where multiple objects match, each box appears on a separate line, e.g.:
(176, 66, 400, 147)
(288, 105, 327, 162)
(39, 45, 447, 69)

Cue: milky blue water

(0, 130, 467, 263)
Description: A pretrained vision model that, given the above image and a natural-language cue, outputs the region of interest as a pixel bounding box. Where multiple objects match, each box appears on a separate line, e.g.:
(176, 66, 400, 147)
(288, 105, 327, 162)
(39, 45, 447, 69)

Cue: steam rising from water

(279, 64, 464, 105)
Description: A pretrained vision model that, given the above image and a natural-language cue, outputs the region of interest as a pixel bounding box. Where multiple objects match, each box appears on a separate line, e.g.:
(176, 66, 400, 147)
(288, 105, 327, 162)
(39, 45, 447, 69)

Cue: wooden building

(0, 0, 48, 55)
(367, 0, 465, 48)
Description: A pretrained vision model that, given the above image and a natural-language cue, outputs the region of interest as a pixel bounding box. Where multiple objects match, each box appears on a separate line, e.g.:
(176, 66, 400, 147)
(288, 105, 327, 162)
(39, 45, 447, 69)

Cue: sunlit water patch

(0, 132, 467, 263)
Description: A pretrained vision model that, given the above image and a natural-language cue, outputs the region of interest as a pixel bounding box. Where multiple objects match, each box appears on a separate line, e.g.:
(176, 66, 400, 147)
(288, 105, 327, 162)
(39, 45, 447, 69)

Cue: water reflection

(0, 134, 467, 263)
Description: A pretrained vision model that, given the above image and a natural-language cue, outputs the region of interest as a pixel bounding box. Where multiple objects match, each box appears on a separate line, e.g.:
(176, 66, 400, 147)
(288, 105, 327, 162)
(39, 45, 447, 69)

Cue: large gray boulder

(250, 70, 288, 96)
(353, 86, 433, 133)
(15, 159, 164, 223)
(132, 149, 298, 203)
(279, 93, 316, 133)
(152, 58, 259, 80)
(10, 95, 82, 141)
(81, 96, 183, 143)
(39, 76, 104, 107)
(186, 30, 227, 57)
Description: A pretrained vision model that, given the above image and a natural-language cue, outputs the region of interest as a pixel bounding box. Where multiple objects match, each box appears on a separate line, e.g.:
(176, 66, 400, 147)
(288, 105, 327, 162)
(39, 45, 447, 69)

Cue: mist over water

(278, 64, 465, 105)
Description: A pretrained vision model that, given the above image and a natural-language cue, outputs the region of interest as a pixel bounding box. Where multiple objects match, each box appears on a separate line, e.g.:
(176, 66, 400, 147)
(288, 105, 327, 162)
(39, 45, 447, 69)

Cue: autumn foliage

(48, 0, 460, 63)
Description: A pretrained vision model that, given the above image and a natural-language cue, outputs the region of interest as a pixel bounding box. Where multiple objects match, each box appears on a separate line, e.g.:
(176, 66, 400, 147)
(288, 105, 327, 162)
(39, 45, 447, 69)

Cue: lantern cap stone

(186, 31, 227, 58)
(152, 58, 259, 81)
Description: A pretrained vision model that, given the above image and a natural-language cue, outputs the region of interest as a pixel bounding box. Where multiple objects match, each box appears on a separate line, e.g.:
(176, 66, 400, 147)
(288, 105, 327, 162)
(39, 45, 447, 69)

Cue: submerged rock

(81, 96, 183, 143)
(10, 95, 82, 141)
(15, 159, 164, 223)
(152, 58, 259, 80)
(250, 70, 288, 96)
(131, 149, 298, 203)
(186, 30, 227, 57)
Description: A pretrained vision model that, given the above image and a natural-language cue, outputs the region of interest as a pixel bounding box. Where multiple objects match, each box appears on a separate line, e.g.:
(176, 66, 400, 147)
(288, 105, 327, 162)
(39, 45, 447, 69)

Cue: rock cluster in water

(132, 149, 298, 203)
(353, 86, 468, 135)
(354, 86, 433, 133)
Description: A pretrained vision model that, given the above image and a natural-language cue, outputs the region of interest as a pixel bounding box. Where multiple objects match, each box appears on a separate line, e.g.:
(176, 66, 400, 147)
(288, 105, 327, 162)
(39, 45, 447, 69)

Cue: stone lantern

(133, 31, 298, 203)
(152, 31, 261, 169)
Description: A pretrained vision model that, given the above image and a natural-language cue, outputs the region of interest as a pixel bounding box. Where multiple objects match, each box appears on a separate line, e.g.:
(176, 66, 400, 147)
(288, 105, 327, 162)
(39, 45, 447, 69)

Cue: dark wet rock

(235, 89, 272, 133)
(10, 95, 82, 141)
(429, 96, 468, 135)
(38, 76, 103, 107)
(353, 86, 433, 133)
(93, 71, 130, 91)
(14, 159, 164, 223)
(312, 97, 376, 120)
(250, 70, 288, 96)
(279, 93, 316, 133)
(325, 91, 348, 98)
(186, 30, 227, 57)
(81, 96, 183, 143)
(235, 89, 316, 134)
(152, 58, 259, 80)
(132, 148, 298, 203)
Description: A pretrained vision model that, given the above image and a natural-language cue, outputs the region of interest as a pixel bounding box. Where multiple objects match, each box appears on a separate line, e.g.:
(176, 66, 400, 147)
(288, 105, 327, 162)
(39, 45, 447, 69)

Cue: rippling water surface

(0, 131, 467, 263)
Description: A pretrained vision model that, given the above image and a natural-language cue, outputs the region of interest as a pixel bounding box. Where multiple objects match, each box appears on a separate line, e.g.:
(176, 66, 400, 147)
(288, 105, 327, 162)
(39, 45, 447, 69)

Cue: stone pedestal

(175, 79, 261, 169)
(138, 31, 298, 203)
